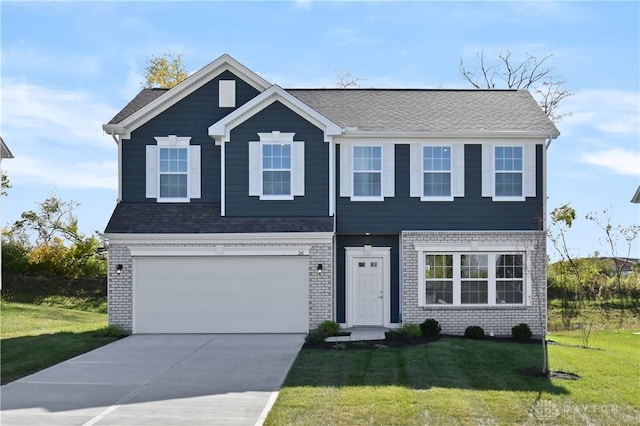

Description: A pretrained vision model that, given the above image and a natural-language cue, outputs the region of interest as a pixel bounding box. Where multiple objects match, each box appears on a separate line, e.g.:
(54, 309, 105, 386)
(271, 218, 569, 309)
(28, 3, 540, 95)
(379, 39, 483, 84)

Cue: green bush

(419, 318, 441, 336)
(305, 330, 327, 345)
(464, 325, 485, 340)
(95, 325, 127, 338)
(390, 323, 422, 340)
(316, 320, 340, 336)
(511, 323, 533, 341)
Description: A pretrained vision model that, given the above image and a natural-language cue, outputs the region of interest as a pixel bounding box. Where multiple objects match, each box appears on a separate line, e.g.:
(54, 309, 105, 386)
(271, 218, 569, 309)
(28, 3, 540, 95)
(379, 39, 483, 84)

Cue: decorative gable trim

(103, 54, 270, 139)
(208, 85, 342, 145)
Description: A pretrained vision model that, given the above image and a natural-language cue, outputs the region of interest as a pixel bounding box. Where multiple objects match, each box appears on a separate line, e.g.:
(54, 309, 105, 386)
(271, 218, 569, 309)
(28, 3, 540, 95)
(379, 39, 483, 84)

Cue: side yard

(266, 330, 640, 425)
(0, 302, 119, 384)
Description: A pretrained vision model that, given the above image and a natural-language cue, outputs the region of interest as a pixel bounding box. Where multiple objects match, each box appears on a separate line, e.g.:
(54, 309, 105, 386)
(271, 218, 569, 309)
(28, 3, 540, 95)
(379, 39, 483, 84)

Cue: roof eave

(339, 130, 560, 139)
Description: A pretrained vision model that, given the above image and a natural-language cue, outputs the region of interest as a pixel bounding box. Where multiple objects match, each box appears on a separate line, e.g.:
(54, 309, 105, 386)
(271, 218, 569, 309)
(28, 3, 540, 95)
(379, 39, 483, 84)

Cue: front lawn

(0, 302, 119, 384)
(266, 331, 640, 425)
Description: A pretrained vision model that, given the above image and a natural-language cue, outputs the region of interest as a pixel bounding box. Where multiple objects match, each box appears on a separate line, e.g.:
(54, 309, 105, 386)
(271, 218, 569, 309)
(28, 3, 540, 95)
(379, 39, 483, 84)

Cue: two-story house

(103, 54, 559, 335)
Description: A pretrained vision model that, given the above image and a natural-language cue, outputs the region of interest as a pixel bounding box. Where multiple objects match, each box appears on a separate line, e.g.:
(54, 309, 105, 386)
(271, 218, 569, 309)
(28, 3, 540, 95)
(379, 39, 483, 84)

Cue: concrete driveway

(1, 334, 304, 426)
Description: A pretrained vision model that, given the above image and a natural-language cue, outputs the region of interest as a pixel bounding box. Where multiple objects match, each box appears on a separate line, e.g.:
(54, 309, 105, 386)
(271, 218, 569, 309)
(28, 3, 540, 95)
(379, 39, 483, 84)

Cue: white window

(410, 143, 464, 201)
(353, 146, 382, 198)
(339, 143, 394, 201)
(419, 252, 525, 306)
(146, 135, 201, 202)
(482, 144, 536, 201)
(248, 131, 304, 200)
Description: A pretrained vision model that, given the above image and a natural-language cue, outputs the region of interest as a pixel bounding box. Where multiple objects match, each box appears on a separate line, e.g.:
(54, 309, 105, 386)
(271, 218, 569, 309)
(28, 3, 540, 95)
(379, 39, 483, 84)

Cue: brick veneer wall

(401, 231, 547, 336)
(107, 240, 333, 333)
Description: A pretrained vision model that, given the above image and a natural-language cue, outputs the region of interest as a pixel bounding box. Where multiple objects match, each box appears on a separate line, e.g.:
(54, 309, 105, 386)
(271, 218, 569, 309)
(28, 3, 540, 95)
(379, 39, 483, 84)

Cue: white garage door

(133, 256, 308, 333)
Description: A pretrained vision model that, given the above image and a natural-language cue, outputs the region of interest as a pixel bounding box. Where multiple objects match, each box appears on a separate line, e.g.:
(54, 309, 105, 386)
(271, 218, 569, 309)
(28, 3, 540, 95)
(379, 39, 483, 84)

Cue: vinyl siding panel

(336, 144, 544, 233)
(224, 101, 329, 217)
(121, 71, 261, 203)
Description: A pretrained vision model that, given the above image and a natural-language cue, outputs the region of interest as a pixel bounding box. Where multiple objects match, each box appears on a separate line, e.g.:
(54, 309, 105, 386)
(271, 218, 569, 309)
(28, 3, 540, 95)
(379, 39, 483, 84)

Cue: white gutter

(110, 134, 123, 202)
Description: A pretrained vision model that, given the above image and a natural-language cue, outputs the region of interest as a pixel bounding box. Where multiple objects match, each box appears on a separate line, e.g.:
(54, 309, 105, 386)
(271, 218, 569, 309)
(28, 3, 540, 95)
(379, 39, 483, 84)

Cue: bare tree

(335, 70, 366, 88)
(459, 50, 571, 122)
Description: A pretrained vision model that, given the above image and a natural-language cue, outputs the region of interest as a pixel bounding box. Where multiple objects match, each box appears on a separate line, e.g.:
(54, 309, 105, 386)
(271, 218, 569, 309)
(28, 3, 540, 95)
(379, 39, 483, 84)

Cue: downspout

(110, 134, 123, 203)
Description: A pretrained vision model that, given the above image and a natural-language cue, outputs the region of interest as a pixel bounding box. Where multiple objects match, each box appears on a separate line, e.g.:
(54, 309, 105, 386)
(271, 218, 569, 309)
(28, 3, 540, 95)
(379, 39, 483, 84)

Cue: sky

(1, 1, 639, 260)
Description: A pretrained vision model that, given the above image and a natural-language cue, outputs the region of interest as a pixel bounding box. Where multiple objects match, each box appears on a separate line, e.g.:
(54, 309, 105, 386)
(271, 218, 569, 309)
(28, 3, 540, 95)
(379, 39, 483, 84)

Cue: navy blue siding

(336, 144, 544, 233)
(224, 101, 330, 217)
(336, 234, 400, 324)
(121, 71, 260, 203)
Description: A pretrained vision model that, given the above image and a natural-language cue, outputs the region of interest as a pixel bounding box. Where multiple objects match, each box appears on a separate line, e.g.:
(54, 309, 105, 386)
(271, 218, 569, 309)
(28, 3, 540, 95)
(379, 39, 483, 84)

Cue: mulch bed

(304, 333, 543, 350)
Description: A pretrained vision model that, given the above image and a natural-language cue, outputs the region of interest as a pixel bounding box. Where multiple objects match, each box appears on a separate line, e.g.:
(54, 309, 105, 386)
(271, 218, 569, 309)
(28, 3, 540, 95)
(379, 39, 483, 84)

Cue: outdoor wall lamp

(116, 264, 123, 275)
(317, 264, 323, 275)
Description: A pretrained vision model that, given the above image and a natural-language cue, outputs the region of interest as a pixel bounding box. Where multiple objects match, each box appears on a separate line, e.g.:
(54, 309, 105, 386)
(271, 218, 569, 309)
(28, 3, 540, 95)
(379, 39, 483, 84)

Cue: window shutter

(248, 142, 261, 196)
(452, 144, 465, 197)
(292, 142, 305, 196)
(145, 145, 157, 198)
(409, 144, 422, 197)
(190, 145, 201, 199)
(339, 144, 351, 197)
(524, 144, 536, 197)
(481, 144, 493, 197)
(383, 144, 395, 197)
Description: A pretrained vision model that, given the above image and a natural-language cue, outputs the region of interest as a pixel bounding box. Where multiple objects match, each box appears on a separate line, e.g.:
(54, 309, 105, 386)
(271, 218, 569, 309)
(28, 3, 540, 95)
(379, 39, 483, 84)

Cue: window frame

(261, 142, 293, 200)
(418, 251, 527, 307)
(422, 145, 453, 201)
(158, 146, 189, 201)
(493, 145, 524, 201)
(482, 143, 536, 202)
(352, 145, 383, 201)
(146, 135, 200, 203)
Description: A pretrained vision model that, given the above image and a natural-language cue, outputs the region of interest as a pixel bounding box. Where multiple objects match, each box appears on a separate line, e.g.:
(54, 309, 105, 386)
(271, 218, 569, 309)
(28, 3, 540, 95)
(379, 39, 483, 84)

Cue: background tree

(459, 50, 571, 122)
(335, 70, 367, 88)
(5, 195, 106, 279)
(1, 170, 10, 196)
(144, 53, 189, 89)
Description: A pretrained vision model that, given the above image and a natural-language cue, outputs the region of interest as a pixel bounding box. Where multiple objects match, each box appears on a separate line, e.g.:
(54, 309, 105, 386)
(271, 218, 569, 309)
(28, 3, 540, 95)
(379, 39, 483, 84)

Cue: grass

(0, 301, 120, 384)
(266, 331, 640, 425)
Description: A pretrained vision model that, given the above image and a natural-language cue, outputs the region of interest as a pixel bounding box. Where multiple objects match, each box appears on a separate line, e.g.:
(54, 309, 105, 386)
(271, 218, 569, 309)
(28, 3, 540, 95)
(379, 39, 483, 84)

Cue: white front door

(351, 256, 384, 326)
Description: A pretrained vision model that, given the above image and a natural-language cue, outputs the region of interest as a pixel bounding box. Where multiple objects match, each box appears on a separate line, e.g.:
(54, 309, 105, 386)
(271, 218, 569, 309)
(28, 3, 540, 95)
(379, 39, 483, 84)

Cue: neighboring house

(1, 136, 14, 290)
(102, 54, 559, 335)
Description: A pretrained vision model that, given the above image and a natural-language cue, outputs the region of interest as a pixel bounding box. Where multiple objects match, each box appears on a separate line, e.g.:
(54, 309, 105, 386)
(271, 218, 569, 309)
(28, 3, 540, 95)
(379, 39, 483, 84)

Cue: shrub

(390, 323, 422, 340)
(305, 330, 327, 345)
(511, 323, 533, 341)
(96, 325, 127, 338)
(316, 320, 341, 336)
(419, 318, 441, 336)
(464, 325, 485, 340)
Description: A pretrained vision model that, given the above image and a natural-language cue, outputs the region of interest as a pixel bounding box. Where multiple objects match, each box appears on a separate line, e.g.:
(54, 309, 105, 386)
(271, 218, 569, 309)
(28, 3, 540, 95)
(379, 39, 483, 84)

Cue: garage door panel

(134, 256, 308, 333)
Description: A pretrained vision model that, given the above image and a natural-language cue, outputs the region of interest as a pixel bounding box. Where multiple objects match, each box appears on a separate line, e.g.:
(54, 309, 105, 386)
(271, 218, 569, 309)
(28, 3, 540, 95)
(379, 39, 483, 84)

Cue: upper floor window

(410, 143, 464, 201)
(159, 147, 188, 198)
(248, 132, 304, 200)
(423, 146, 451, 198)
(482, 144, 536, 201)
(353, 146, 382, 198)
(339, 142, 394, 201)
(262, 143, 291, 196)
(146, 135, 201, 203)
(494, 146, 523, 197)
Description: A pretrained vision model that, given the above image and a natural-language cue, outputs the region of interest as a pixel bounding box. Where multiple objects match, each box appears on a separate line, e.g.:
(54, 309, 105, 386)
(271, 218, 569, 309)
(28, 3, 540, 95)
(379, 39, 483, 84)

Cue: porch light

(116, 264, 123, 275)
(317, 264, 323, 275)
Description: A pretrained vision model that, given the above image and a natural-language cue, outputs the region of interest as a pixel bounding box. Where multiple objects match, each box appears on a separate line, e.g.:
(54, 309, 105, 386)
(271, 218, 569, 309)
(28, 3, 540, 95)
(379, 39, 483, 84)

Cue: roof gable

(103, 54, 270, 139)
(208, 85, 342, 144)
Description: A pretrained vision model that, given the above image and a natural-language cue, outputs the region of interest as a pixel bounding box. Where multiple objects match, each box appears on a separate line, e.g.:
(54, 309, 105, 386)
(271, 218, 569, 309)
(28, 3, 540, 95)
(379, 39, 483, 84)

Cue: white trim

(338, 130, 558, 140)
(482, 143, 537, 201)
(345, 246, 391, 328)
(220, 140, 226, 216)
(102, 54, 270, 139)
(328, 138, 335, 216)
(104, 232, 335, 245)
(209, 85, 341, 145)
(218, 80, 236, 108)
(129, 246, 311, 257)
(155, 135, 191, 146)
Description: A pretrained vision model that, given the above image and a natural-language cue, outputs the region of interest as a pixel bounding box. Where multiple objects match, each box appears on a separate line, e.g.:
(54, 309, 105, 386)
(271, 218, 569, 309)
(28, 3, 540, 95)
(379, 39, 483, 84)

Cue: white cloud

(579, 148, 640, 177)
(4, 155, 117, 190)
(559, 89, 640, 138)
(1, 79, 117, 146)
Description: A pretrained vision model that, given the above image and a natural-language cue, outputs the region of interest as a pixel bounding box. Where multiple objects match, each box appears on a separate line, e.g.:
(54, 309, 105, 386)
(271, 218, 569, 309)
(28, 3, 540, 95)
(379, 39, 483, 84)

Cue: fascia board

(209, 85, 342, 144)
(104, 54, 271, 139)
(339, 130, 557, 139)
(104, 232, 335, 245)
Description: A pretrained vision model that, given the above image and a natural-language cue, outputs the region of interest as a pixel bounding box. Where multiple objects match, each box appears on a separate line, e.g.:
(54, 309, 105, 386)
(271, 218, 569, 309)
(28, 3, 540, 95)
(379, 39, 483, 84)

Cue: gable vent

(219, 80, 236, 108)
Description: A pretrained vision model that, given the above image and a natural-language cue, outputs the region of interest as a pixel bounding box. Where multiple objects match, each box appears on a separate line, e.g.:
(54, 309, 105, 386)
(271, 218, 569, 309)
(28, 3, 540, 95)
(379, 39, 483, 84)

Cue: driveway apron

(1, 334, 304, 425)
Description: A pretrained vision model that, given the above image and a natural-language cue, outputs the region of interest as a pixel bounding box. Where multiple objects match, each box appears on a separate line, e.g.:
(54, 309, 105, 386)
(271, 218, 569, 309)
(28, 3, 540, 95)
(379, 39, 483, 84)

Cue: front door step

(325, 327, 387, 342)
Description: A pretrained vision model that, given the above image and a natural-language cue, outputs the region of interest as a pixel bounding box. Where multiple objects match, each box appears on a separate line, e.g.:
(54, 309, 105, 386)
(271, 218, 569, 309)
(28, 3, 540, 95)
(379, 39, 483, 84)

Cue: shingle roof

(288, 89, 558, 134)
(108, 88, 168, 124)
(108, 87, 558, 136)
(104, 203, 334, 234)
